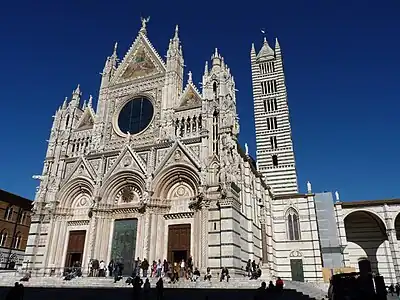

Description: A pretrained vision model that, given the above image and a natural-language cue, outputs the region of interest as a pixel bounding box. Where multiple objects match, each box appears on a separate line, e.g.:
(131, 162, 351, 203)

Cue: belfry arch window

(286, 208, 300, 241)
(65, 115, 70, 128)
(213, 82, 218, 98)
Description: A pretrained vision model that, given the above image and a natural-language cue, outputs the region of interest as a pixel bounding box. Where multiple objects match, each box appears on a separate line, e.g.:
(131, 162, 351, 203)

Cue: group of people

(128, 276, 164, 300)
(246, 259, 262, 280)
(5, 282, 24, 300)
(387, 283, 400, 296)
(254, 278, 285, 300)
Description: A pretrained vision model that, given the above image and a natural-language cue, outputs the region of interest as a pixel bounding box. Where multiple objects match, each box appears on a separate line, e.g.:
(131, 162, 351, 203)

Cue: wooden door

(65, 230, 86, 267)
(167, 224, 191, 263)
(290, 259, 304, 282)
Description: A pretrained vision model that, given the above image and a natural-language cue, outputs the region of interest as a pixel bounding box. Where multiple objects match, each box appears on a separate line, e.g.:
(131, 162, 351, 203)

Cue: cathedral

(25, 20, 324, 281)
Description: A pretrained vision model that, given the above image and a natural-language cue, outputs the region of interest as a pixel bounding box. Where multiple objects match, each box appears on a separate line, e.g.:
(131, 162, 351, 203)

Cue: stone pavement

(0, 274, 328, 300)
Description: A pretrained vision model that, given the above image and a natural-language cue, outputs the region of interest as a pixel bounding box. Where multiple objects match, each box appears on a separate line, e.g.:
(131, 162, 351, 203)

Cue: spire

(275, 37, 280, 50)
(70, 84, 81, 107)
(204, 61, 208, 76)
(88, 95, 93, 107)
(82, 99, 87, 110)
(112, 42, 118, 58)
(251, 43, 256, 54)
(256, 37, 275, 60)
(62, 97, 67, 109)
(174, 25, 179, 40)
(211, 48, 221, 67)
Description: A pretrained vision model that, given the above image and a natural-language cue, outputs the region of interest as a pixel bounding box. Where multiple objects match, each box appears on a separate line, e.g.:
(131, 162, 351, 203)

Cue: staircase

(0, 274, 328, 300)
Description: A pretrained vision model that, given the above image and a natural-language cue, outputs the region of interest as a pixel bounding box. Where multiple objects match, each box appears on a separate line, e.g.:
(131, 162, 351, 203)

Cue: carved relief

(88, 159, 101, 173)
(114, 184, 142, 204)
(156, 148, 169, 166)
(107, 157, 118, 172)
(138, 152, 149, 165)
(188, 145, 200, 158)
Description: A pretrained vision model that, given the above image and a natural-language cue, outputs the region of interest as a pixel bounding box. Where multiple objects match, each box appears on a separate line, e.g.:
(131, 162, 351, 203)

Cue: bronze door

(64, 230, 86, 267)
(167, 224, 191, 263)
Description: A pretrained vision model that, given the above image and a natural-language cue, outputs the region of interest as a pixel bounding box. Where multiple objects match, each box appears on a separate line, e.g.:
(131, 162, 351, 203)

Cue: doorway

(64, 230, 86, 268)
(290, 259, 304, 282)
(167, 224, 191, 264)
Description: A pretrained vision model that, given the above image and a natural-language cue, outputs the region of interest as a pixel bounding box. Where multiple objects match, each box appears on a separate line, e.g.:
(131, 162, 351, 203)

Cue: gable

(102, 145, 147, 181)
(75, 108, 95, 131)
(153, 141, 201, 177)
(61, 157, 96, 187)
(177, 83, 202, 109)
(112, 33, 166, 85)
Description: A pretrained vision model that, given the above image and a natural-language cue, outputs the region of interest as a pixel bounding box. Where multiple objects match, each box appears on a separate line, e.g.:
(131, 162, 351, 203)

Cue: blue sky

(0, 0, 399, 201)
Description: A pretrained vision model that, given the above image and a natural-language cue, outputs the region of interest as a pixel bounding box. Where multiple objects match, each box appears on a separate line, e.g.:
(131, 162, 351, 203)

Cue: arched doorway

(344, 211, 388, 277)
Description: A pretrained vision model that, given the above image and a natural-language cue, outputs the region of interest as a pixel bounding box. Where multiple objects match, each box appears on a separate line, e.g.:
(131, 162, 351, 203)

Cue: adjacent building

(0, 189, 32, 269)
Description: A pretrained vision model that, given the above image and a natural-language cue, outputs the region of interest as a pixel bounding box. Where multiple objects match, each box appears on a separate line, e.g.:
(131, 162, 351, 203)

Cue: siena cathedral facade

(26, 21, 324, 281)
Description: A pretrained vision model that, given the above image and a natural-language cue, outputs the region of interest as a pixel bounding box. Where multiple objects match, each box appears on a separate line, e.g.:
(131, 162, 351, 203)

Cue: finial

(214, 48, 219, 57)
(188, 71, 193, 84)
(263, 36, 268, 45)
(113, 42, 118, 56)
(73, 84, 81, 95)
(140, 16, 150, 35)
(251, 43, 256, 53)
(244, 143, 249, 156)
(204, 61, 208, 76)
(174, 25, 179, 39)
(88, 95, 93, 107)
(82, 99, 87, 109)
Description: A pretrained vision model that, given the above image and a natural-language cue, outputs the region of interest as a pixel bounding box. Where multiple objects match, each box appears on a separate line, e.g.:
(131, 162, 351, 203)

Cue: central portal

(167, 224, 191, 264)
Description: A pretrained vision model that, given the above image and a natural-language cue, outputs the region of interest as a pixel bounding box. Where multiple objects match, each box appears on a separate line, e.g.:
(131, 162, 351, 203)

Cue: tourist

(192, 267, 200, 282)
(275, 277, 284, 291)
(220, 267, 230, 282)
(143, 278, 151, 300)
(187, 256, 193, 273)
(268, 281, 275, 290)
(151, 260, 157, 277)
(180, 259, 185, 278)
(6, 282, 21, 300)
(156, 259, 162, 277)
(162, 259, 168, 277)
(141, 258, 149, 277)
(132, 275, 143, 299)
(20, 271, 31, 282)
(108, 260, 114, 277)
(99, 260, 105, 277)
(173, 262, 179, 283)
(254, 281, 267, 300)
(246, 259, 251, 277)
(133, 257, 141, 277)
(204, 267, 212, 281)
(156, 277, 164, 300)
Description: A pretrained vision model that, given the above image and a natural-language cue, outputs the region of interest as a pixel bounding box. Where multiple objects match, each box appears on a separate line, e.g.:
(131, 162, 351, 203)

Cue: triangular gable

(207, 154, 220, 168)
(61, 156, 97, 187)
(177, 82, 202, 108)
(75, 107, 95, 131)
(102, 145, 147, 182)
(153, 140, 201, 177)
(111, 32, 166, 85)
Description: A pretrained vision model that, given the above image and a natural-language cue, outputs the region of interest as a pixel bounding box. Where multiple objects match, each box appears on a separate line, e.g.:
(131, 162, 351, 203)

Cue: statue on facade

(307, 181, 312, 193)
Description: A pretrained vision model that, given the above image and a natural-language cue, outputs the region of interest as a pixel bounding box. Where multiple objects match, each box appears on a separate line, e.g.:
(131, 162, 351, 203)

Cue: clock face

(117, 97, 154, 135)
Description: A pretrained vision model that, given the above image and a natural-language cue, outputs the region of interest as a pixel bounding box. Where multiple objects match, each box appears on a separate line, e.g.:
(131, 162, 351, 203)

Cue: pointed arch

(4, 205, 13, 221)
(100, 170, 146, 205)
(152, 164, 200, 199)
(286, 207, 300, 241)
(13, 232, 22, 249)
(57, 177, 95, 208)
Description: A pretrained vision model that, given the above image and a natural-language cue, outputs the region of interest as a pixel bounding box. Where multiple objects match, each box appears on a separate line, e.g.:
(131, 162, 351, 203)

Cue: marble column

(46, 218, 61, 268)
(85, 213, 98, 265)
(142, 212, 151, 259)
(149, 212, 158, 261)
(54, 221, 67, 269)
(200, 207, 208, 271)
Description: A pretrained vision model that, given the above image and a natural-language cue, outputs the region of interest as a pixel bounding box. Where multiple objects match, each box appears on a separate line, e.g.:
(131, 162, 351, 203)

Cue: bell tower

(250, 36, 298, 195)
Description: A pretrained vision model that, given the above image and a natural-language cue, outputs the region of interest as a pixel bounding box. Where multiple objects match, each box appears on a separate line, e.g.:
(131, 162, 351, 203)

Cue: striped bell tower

(250, 36, 298, 195)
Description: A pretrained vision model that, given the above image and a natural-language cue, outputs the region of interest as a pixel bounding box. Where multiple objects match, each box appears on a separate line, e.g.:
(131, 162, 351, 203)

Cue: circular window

(117, 97, 154, 135)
